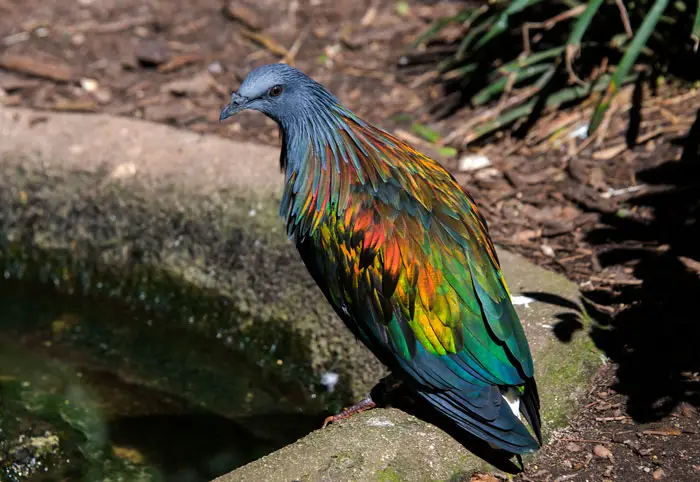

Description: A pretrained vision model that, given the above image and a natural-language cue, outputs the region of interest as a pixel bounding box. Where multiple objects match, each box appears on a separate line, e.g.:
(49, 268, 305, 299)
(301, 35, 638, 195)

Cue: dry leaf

(592, 143, 626, 161)
(593, 444, 614, 460)
(470, 474, 498, 482)
(652, 468, 666, 480)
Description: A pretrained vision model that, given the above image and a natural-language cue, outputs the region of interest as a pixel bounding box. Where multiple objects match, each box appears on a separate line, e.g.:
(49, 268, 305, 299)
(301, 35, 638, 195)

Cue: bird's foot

(321, 396, 377, 428)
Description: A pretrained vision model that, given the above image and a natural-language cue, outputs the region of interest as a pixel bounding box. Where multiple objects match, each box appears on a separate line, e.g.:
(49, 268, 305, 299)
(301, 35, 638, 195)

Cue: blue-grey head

(219, 63, 340, 128)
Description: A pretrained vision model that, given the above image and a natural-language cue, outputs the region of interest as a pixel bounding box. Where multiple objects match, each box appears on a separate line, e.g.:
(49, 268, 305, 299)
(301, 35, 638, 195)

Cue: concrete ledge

(0, 107, 603, 481)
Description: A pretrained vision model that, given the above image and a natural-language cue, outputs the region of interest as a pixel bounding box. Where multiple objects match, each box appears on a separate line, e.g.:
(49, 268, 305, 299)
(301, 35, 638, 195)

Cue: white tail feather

(502, 387, 521, 420)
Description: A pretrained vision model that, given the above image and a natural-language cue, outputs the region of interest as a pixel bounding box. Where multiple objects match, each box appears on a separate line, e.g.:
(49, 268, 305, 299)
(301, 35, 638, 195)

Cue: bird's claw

(321, 396, 377, 428)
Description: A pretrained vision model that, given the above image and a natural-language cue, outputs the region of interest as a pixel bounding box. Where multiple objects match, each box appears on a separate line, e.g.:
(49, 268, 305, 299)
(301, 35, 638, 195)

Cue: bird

(219, 63, 542, 456)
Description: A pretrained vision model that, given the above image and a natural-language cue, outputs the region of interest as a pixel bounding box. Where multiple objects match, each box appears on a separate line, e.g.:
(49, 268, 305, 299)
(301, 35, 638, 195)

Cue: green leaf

(589, 0, 670, 134)
(437, 146, 458, 157)
(474, 64, 553, 106)
(455, 9, 492, 58)
(395, 1, 410, 17)
(500, 46, 566, 73)
(469, 74, 616, 143)
(391, 113, 413, 123)
(412, 10, 474, 47)
(567, 0, 604, 48)
(411, 123, 441, 143)
(473, 0, 545, 50)
(692, 0, 700, 51)
(440, 62, 478, 79)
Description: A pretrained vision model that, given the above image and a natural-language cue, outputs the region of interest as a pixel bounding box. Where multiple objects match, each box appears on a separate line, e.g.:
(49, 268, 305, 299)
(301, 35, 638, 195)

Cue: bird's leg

(321, 396, 377, 428)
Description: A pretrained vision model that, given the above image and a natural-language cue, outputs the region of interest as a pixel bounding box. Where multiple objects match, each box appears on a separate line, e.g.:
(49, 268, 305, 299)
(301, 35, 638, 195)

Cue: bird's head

(219, 63, 335, 127)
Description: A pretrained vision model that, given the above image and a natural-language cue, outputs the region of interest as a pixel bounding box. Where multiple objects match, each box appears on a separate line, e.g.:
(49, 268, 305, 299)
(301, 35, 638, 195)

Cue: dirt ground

(1, 0, 698, 481)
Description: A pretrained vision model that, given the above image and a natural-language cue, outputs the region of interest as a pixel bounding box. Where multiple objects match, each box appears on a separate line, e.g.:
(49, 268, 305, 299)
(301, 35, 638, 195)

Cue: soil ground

(1, 0, 698, 481)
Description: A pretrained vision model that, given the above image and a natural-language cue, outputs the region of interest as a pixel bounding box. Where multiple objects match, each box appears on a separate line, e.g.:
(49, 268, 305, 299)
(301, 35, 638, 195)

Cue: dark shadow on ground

(513, 114, 700, 421)
(581, 112, 700, 421)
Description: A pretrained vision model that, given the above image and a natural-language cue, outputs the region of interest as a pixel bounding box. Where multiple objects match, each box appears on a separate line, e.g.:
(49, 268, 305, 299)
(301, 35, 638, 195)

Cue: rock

(0, 106, 603, 480)
(93, 87, 113, 104)
(161, 71, 214, 96)
(135, 39, 170, 67)
(214, 409, 490, 482)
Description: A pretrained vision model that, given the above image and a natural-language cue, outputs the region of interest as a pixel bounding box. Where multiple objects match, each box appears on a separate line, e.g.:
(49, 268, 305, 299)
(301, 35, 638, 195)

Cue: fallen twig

(522, 5, 586, 55)
(614, 0, 634, 38)
(283, 24, 311, 65)
(240, 29, 289, 57)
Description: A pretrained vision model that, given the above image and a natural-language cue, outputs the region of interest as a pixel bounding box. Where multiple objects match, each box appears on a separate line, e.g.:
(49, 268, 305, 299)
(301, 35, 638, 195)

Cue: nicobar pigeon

(219, 63, 542, 456)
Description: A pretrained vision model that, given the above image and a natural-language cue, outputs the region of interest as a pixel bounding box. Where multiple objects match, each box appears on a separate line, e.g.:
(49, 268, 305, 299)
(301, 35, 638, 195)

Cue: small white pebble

(208, 61, 222, 75)
(71, 33, 85, 46)
(34, 27, 49, 38)
(541, 244, 555, 257)
(458, 154, 491, 172)
(80, 78, 99, 93)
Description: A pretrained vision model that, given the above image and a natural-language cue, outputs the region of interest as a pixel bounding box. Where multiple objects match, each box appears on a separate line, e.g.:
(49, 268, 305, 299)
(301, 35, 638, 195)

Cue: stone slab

(0, 107, 603, 481)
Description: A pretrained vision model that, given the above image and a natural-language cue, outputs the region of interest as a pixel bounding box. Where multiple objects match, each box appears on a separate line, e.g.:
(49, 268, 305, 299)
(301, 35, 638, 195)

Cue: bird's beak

(219, 93, 249, 121)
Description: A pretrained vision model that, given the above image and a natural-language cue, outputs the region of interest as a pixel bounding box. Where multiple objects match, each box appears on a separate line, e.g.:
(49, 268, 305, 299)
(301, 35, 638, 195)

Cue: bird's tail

(416, 381, 541, 455)
(519, 378, 542, 446)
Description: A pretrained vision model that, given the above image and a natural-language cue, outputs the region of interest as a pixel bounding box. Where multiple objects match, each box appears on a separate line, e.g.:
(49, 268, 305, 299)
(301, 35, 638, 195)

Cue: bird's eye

(269, 85, 283, 97)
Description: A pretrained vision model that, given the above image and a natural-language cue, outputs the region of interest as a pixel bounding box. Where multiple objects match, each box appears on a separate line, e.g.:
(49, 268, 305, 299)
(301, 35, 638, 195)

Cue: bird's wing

(300, 172, 533, 388)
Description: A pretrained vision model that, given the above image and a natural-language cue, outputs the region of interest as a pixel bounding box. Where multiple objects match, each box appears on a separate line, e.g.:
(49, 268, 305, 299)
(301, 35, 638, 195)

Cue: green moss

(0, 158, 384, 414)
(0, 156, 387, 479)
(535, 316, 603, 435)
(377, 467, 407, 482)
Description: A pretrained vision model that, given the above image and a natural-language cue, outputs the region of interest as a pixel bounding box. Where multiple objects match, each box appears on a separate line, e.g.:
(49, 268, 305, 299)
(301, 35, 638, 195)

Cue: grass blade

(474, 64, 553, 105)
(692, 0, 700, 51)
(473, 0, 545, 50)
(412, 10, 474, 47)
(500, 46, 566, 72)
(469, 74, 614, 143)
(565, 0, 603, 83)
(456, 10, 493, 59)
(588, 0, 670, 134)
(567, 0, 604, 48)
(440, 63, 478, 81)
(411, 123, 441, 143)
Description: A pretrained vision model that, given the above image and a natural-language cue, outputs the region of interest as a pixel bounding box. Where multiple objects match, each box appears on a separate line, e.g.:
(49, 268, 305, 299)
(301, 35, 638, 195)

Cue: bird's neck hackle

(277, 94, 398, 240)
